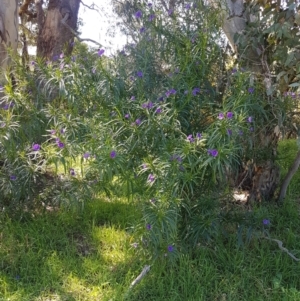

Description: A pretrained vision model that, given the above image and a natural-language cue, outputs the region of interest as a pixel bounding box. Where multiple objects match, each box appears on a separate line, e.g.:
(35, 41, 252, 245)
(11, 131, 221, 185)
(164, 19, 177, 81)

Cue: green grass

(1, 140, 300, 301)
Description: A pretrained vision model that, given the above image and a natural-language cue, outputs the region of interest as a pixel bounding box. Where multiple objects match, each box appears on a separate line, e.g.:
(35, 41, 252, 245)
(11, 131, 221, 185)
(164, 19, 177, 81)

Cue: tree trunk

(0, 0, 18, 83)
(36, 0, 80, 60)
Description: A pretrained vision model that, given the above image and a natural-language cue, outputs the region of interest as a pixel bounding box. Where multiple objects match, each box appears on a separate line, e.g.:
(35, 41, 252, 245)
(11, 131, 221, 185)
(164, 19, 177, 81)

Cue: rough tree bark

(36, 0, 81, 60)
(0, 0, 18, 83)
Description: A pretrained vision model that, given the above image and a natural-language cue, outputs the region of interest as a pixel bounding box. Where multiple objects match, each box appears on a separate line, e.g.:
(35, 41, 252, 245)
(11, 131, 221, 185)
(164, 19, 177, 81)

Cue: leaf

(289, 83, 300, 87)
(285, 52, 294, 67)
(276, 71, 286, 80)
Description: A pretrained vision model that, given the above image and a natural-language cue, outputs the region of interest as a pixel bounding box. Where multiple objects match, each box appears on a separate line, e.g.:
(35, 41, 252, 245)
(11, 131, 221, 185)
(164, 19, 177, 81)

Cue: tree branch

(60, 14, 102, 47)
(80, 1, 101, 14)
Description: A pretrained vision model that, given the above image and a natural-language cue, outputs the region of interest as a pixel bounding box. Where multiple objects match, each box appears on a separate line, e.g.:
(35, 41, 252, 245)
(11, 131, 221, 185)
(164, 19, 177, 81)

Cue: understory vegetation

(1, 1, 300, 300)
(1, 140, 300, 300)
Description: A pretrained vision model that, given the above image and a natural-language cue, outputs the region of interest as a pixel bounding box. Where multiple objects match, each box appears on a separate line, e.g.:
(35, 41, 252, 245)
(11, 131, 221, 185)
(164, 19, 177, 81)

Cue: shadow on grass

(0, 197, 144, 301)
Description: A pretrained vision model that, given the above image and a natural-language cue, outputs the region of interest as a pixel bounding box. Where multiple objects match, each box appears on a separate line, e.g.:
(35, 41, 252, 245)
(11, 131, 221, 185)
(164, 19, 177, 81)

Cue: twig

(263, 236, 300, 262)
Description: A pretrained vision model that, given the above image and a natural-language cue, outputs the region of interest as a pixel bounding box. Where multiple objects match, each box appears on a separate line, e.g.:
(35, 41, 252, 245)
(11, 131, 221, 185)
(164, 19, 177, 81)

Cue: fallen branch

(129, 265, 151, 289)
(263, 236, 300, 262)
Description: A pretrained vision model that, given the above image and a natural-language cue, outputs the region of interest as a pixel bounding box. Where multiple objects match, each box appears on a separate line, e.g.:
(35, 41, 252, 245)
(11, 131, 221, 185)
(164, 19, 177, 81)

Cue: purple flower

(10, 175, 17, 181)
(70, 168, 75, 176)
(226, 112, 233, 119)
(250, 127, 254, 132)
(147, 174, 155, 183)
(83, 152, 90, 159)
(50, 129, 56, 135)
(132, 241, 139, 248)
(232, 68, 237, 74)
(208, 149, 218, 157)
(227, 129, 232, 136)
(146, 224, 152, 230)
(60, 53, 64, 59)
(168, 9, 173, 16)
(196, 132, 202, 139)
(98, 49, 105, 56)
(60, 128, 66, 134)
(263, 219, 270, 225)
(130, 96, 135, 101)
(247, 116, 253, 123)
(165, 88, 177, 97)
(135, 10, 142, 18)
(125, 113, 130, 119)
(136, 71, 143, 78)
(179, 165, 185, 172)
(142, 102, 153, 109)
(248, 87, 255, 94)
(92, 67, 96, 74)
(187, 135, 194, 143)
(218, 113, 224, 120)
(57, 141, 65, 148)
(142, 163, 147, 169)
(170, 154, 182, 163)
(0, 122, 5, 128)
(158, 96, 164, 101)
(135, 118, 141, 126)
(239, 130, 243, 136)
(140, 27, 146, 33)
(149, 14, 155, 21)
(110, 150, 117, 159)
(167, 245, 174, 252)
(185, 3, 191, 9)
(148, 3, 152, 7)
(155, 107, 162, 114)
(192, 87, 200, 96)
(32, 144, 41, 151)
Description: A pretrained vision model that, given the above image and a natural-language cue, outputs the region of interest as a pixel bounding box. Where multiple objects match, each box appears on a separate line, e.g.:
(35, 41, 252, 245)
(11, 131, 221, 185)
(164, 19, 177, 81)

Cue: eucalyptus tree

(0, 0, 18, 83)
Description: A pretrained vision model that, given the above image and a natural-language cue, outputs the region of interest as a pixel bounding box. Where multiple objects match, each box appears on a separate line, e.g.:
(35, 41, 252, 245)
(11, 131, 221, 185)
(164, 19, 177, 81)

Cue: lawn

(1, 140, 300, 301)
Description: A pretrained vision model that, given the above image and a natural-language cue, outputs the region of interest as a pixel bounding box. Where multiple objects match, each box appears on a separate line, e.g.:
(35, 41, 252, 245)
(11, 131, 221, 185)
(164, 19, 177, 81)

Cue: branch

(80, 1, 101, 14)
(277, 149, 300, 202)
(263, 236, 300, 262)
(60, 14, 103, 47)
(129, 265, 151, 290)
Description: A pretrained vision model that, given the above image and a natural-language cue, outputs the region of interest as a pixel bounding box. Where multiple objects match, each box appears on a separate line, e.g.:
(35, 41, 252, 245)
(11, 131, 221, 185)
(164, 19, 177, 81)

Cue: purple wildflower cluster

(135, 10, 142, 18)
(165, 88, 176, 97)
(98, 49, 105, 57)
(283, 91, 300, 99)
(218, 111, 233, 120)
(32, 144, 41, 151)
(248, 87, 255, 94)
(187, 132, 201, 143)
(136, 71, 143, 78)
(110, 150, 117, 159)
(70, 168, 75, 176)
(83, 152, 90, 159)
(142, 101, 154, 109)
(170, 154, 182, 163)
(10, 175, 17, 181)
(147, 173, 155, 183)
(192, 87, 200, 96)
(208, 149, 218, 157)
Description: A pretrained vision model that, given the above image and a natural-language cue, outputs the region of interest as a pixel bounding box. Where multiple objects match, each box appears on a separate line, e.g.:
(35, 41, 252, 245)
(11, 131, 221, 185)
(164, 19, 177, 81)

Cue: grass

(1, 140, 300, 301)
